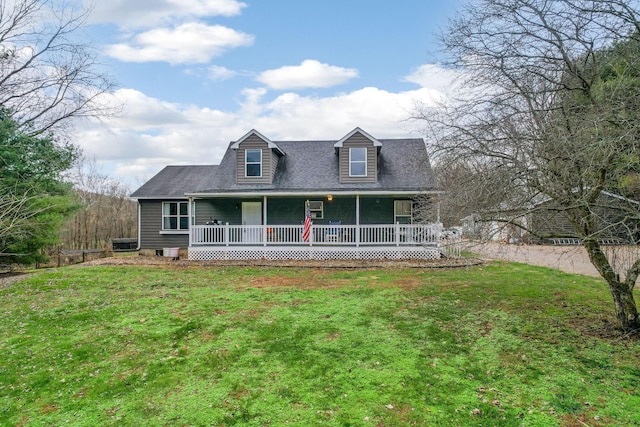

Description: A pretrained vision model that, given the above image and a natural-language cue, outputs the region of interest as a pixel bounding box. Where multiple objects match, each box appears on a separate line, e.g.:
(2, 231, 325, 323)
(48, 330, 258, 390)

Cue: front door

(242, 202, 262, 242)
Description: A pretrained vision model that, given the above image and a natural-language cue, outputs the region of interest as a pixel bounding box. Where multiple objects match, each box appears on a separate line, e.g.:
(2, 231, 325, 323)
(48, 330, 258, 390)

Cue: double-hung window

(245, 149, 262, 177)
(394, 200, 413, 224)
(163, 201, 189, 230)
(349, 147, 367, 176)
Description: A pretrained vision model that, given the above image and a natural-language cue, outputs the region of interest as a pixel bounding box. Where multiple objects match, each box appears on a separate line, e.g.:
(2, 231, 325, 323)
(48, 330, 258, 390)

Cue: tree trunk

(583, 239, 640, 331)
(608, 279, 640, 331)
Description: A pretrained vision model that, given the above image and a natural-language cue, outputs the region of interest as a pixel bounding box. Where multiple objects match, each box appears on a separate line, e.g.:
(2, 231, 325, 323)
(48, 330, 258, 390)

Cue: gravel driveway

(467, 242, 640, 279)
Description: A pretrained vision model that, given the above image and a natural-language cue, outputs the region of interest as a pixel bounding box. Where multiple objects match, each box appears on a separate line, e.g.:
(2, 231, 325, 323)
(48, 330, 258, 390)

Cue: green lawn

(1, 262, 639, 426)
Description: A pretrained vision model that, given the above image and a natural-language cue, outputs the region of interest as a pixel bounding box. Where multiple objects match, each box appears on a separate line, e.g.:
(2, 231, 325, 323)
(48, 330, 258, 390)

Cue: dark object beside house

(111, 238, 138, 252)
(529, 191, 640, 245)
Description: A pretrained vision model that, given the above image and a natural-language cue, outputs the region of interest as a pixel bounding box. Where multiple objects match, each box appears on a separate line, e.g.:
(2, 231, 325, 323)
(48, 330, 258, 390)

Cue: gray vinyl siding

(338, 134, 377, 183)
(273, 197, 396, 225)
(194, 200, 216, 225)
(266, 197, 357, 225)
(193, 199, 246, 225)
(236, 136, 272, 184)
(360, 197, 394, 224)
(317, 197, 357, 225)
(138, 200, 189, 249)
(193, 196, 396, 226)
(264, 197, 301, 225)
(271, 153, 279, 180)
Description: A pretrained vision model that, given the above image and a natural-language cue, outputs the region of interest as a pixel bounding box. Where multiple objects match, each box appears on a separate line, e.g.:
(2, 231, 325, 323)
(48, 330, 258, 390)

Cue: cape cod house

(130, 127, 448, 260)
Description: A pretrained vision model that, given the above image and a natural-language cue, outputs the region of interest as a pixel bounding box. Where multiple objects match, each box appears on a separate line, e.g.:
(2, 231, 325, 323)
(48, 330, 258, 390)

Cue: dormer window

(349, 147, 367, 176)
(245, 149, 262, 177)
(335, 128, 380, 183)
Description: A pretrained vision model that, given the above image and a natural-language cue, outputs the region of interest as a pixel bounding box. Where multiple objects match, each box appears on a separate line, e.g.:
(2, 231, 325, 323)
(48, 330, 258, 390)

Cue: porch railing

(190, 223, 443, 247)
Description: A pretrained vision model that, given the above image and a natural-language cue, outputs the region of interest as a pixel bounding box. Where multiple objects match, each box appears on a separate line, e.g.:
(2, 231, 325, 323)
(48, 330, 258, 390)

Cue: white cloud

(257, 60, 359, 90)
(104, 23, 254, 64)
(107, 89, 191, 130)
(87, 0, 247, 28)
(208, 65, 237, 81)
(403, 63, 462, 93)
(74, 88, 241, 182)
(249, 86, 443, 140)
(74, 64, 454, 186)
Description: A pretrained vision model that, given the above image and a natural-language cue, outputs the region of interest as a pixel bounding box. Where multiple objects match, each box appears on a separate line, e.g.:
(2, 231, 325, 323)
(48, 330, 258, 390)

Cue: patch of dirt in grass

(245, 272, 432, 290)
(326, 332, 342, 340)
(560, 413, 612, 427)
(105, 407, 121, 417)
(0, 271, 34, 288)
(80, 255, 483, 270)
(248, 275, 325, 289)
(239, 306, 270, 319)
(247, 274, 355, 290)
(228, 388, 251, 400)
(40, 404, 59, 415)
(568, 316, 634, 341)
(199, 330, 218, 342)
(393, 277, 424, 290)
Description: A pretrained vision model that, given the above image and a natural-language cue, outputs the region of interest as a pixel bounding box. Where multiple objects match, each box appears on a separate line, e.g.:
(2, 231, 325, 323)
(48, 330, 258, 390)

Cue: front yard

(1, 262, 639, 426)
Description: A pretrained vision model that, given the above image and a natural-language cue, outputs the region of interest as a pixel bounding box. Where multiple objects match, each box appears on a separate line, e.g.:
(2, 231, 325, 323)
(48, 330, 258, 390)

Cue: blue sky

(76, 0, 463, 187)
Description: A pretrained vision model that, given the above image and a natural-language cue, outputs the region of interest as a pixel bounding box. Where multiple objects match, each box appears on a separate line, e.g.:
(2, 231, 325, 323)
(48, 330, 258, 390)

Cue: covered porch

(188, 223, 451, 261)
(185, 193, 456, 260)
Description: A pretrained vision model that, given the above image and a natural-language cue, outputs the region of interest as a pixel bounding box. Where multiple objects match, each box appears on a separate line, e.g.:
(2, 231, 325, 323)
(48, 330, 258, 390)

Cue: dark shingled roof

(130, 137, 437, 198)
(130, 165, 218, 198)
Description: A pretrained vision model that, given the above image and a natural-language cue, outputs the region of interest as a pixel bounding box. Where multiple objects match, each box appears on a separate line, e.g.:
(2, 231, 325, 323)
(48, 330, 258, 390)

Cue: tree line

(59, 157, 137, 252)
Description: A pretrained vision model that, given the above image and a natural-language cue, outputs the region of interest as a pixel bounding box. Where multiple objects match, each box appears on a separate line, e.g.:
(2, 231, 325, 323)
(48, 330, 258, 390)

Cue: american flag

(302, 200, 311, 242)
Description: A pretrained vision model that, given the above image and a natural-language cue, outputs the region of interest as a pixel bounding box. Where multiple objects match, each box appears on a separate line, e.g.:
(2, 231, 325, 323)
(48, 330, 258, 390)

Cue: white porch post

(355, 195, 360, 247)
(263, 196, 268, 246)
(188, 196, 194, 247)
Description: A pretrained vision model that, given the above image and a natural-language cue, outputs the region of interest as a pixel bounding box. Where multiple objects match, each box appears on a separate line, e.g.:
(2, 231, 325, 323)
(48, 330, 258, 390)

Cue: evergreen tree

(0, 111, 78, 264)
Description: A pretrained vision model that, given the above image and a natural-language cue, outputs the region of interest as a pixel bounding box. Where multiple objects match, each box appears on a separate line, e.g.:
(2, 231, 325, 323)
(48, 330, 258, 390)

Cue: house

(130, 127, 447, 260)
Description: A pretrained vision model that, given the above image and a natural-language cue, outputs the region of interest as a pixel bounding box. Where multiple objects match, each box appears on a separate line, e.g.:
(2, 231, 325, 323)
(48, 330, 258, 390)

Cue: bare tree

(0, 0, 117, 264)
(0, 186, 48, 245)
(415, 0, 640, 331)
(61, 155, 136, 250)
(0, 0, 114, 136)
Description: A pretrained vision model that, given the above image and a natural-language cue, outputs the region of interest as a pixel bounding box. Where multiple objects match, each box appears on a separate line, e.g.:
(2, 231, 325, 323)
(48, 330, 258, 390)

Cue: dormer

(231, 129, 285, 184)
(334, 127, 381, 183)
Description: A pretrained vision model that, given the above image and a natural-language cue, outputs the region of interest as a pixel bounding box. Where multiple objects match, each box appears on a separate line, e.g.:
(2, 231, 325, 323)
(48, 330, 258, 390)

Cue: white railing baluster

(190, 223, 444, 247)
